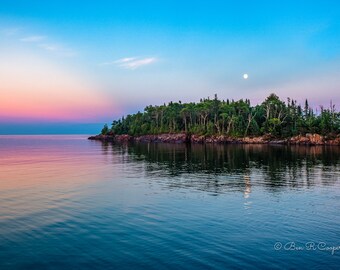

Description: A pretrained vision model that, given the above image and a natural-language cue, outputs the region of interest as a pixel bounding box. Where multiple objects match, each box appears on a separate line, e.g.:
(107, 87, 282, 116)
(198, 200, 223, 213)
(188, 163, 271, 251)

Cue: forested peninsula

(89, 93, 340, 145)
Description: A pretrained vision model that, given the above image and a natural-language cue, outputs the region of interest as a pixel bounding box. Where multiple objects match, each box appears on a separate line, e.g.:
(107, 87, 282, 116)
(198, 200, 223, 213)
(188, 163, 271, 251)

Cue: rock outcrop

(326, 137, 340, 145)
(135, 133, 189, 143)
(88, 134, 132, 142)
(289, 133, 324, 145)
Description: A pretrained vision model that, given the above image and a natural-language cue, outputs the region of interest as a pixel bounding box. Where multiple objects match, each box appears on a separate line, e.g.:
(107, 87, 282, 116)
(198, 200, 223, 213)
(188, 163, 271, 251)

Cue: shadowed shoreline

(89, 133, 340, 146)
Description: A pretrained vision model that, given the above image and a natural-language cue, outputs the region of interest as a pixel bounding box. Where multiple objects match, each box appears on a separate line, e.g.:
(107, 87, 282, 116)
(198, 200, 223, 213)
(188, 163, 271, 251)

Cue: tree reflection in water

(100, 142, 340, 195)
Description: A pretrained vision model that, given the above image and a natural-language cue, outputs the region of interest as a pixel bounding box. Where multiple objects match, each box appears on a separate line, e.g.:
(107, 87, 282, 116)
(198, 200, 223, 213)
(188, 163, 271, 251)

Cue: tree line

(101, 93, 340, 138)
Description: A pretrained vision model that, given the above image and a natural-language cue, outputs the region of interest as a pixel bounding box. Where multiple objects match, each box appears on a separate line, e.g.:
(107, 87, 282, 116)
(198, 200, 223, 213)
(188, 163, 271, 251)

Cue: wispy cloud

(121, 58, 157, 70)
(2, 26, 76, 57)
(99, 57, 157, 69)
(20, 35, 46, 42)
(116, 57, 137, 63)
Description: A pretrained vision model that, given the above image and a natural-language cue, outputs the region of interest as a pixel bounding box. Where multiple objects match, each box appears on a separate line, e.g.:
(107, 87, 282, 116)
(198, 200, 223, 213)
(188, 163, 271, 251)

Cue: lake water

(0, 135, 339, 269)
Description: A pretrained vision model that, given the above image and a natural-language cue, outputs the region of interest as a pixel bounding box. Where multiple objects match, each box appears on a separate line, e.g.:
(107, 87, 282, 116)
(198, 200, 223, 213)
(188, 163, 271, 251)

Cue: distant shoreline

(88, 133, 340, 146)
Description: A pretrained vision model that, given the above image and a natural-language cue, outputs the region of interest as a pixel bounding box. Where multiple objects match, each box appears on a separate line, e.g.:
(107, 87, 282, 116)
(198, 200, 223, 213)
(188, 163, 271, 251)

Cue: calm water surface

(0, 135, 339, 269)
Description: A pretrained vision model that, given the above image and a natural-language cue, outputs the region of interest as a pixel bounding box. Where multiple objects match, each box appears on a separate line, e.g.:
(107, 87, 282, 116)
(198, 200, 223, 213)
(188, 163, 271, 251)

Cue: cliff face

(88, 133, 340, 145)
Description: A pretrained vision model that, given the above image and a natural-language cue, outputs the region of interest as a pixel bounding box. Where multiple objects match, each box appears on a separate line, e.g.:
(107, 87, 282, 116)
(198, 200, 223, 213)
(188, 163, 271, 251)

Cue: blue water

(0, 135, 339, 269)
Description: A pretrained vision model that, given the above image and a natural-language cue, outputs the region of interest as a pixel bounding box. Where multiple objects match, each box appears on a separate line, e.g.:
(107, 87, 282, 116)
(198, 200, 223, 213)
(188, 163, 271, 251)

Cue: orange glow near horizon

(0, 50, 119, 122)
(0, 91, 116, 122)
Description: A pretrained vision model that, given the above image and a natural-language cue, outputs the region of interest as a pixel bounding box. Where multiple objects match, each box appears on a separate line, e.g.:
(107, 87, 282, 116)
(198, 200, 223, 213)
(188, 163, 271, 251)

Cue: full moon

(243, 74, 249, 79)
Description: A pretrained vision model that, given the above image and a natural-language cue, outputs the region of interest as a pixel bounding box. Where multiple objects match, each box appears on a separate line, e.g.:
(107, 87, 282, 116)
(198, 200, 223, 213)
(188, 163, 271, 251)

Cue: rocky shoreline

(88, 133, 340, 145)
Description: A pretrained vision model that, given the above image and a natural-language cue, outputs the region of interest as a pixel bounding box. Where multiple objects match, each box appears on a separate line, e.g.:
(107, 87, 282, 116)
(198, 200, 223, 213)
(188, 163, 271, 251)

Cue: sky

(0, 1, 340, 133)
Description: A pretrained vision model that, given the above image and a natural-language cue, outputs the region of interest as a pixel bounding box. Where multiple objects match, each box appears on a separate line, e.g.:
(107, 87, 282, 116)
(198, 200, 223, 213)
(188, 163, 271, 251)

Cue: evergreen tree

(106, 94, 340, 138)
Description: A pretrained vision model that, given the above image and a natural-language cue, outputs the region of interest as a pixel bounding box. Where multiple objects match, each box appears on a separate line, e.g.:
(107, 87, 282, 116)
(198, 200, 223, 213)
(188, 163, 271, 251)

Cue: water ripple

(0, 136, 339, 269)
